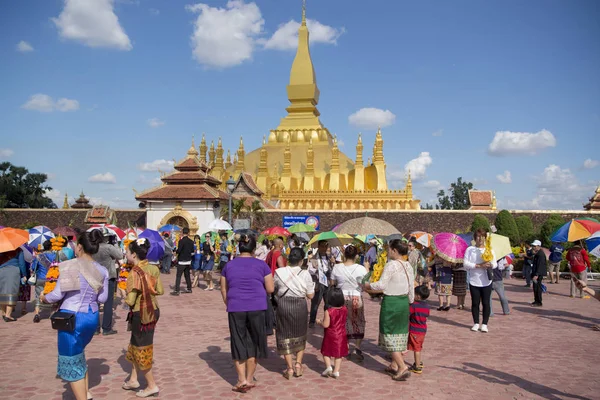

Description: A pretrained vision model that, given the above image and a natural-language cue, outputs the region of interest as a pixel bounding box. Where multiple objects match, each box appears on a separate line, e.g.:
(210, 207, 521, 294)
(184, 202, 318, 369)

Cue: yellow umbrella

(307, 231, 354, 248)
(490, 233, 512, 260)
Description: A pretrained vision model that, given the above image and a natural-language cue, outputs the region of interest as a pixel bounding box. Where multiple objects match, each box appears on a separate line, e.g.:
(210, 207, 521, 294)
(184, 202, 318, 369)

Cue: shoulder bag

(271, 268, 302, 309)
(50, 284, 89, 332)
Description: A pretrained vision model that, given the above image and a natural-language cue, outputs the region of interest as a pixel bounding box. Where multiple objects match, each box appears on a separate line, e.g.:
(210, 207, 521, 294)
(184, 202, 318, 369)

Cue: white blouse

(331, 263, 368, 296)
(463, 246, 497, 287)
(369, 260, 414, 303)
(274, 266, 315, 298)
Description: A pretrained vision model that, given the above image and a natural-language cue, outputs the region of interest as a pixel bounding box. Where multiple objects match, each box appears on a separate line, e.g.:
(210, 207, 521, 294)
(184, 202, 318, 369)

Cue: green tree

(436, 177, 474, 210)
(247, 200, 264, 229)
(495, 210, 520, 246)
(515, 215, 535, 244)
(422, 203, 434, 210)
(471, 214, 491, 232)
(220, 198, 247, 221)
(539, 214, 566, 248)
(0, 162, 56, 208)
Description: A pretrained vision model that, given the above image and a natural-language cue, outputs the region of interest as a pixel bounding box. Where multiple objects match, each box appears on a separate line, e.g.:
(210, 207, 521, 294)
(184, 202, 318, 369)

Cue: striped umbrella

(586, 231, 600, 258)
(28, 226, 55, 249)
(123, 227, 144, 240)
(550, 219, 600, 242)
(87, 224, 126, 240)
(409, 231, 433, 247)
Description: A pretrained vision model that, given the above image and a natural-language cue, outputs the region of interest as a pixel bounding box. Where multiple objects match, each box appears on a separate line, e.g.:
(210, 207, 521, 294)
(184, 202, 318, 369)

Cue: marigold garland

(118, 263, 133, 290)
(370, 250, 387, 283)
(43, 261, 60, 294)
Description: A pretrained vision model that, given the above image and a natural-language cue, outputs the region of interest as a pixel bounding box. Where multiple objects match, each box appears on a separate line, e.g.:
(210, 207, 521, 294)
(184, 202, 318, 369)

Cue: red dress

(321, 306, 349, 358)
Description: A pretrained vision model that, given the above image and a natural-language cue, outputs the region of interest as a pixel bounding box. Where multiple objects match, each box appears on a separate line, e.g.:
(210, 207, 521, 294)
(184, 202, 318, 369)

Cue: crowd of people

(0, 224, 596, 398)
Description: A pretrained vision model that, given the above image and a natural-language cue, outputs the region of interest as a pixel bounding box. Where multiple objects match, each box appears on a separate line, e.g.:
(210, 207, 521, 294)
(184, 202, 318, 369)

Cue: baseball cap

(531, 240, 542, 247)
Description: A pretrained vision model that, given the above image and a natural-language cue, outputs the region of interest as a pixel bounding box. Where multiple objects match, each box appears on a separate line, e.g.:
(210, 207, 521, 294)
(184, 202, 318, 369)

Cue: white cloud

(0, 148, 14, 159)
(88, 172, 117, 184)
(348, 108, 396, 130)
(46, 189, 63, 205)
(17, 41, 34, 52)
(583, 159, 599, 169)
(263, 18, 344, 50)
(137, 174, 162, 185)
(52, 0, 132, 50)
(186, 1, 264, 68)
(496, 170, 512, 184)
(404, 152, 432, 181)
(487, 129, 556, 156)
(387, 168, 407, 190)
(432, 129, 443, 137)
(21, 94, 80, 112)
(147, 118, 165, 128)
(137, 159, 174, 172)
(422, 180, 442, 190)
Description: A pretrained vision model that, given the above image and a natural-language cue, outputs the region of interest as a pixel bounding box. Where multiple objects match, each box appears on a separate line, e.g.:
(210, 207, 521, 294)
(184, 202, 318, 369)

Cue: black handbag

(50, 311, 76, 332)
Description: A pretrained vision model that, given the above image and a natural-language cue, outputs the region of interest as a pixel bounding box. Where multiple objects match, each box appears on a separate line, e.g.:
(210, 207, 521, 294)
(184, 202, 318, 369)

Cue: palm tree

(247, 200, 264, 228)
(220, 198, 248, 221)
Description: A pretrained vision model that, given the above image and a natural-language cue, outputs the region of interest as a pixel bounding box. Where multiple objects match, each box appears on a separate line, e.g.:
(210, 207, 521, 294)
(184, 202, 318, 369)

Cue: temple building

(468, 190, 497, 211)
(71, 192, 93, 209)
(584, 185, 600, 210)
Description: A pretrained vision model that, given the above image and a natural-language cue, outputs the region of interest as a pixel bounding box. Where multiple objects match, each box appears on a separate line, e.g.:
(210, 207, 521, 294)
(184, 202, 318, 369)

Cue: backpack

(569, 249, 583, 266)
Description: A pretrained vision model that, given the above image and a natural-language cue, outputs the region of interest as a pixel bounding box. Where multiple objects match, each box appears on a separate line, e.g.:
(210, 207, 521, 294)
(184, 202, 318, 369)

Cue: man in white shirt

(308, 240, 335, 328)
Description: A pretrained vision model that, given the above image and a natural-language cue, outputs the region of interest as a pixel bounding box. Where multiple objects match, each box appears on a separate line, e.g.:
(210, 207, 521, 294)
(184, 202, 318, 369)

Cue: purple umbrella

(139, 229, 165, 262)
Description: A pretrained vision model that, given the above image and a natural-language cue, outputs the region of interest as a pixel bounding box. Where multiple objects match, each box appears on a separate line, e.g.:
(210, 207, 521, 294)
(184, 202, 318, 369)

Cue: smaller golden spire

(208, 140, 216, 165)
(302, 0, 307, 26)
(199, 133, 208, 163)
(62, 193, 69, 209)
(262, 135, 266, 146)
(373, 127, 384, 163)
(225, 149, 232, 169)
(355, 133, 363, 166)
(215, 137, 224, 169)
(240, 136, 244, 149)
(187, 136, 199, 157)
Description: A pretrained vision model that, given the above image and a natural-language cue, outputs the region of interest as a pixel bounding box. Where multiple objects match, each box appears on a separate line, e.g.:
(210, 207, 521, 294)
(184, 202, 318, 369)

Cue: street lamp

(226, 175, 236, 226)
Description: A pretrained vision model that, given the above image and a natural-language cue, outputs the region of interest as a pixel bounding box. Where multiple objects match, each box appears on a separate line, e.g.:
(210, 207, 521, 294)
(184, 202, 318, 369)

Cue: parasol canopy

(138, 229, 165, 262)
(409, 231, 433, 247)
(307, 231, 354, 249)
(87, 224, 126, 240)
(431, 232, 469, 264)
(332, 216, 400, 236)
(288, 223, 316, 233)
(123, 227, 144, 240)
(0, 228, 30, 253)
(53, 226, 78, 238)
(490, 233, 512, 260)
(587, 231, 600, 258)
(158, 224, 182, 233)
(262, 226, 292, 237)
(208, 219, 233, 232)
(28, 226, 55, 248)
(551, 219, 600, 242)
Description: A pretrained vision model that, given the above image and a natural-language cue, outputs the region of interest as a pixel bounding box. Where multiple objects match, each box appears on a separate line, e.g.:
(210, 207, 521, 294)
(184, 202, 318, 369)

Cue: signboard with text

(233, 219, 250, 230)
(282, 215, 320, 231)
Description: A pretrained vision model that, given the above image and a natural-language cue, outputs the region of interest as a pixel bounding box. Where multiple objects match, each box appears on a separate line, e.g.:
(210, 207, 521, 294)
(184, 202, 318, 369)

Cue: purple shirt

(221, 257, 271, 312)
(45, 262, 109, 313)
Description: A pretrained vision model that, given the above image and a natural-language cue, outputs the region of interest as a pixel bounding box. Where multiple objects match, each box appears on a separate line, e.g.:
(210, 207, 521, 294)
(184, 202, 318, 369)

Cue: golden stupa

(200, 2, 419, 210)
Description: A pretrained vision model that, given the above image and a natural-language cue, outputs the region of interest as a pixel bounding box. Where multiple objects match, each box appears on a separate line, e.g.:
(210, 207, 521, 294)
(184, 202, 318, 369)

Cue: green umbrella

(288, 223, 317, 233)
(307, 231, 354, 248)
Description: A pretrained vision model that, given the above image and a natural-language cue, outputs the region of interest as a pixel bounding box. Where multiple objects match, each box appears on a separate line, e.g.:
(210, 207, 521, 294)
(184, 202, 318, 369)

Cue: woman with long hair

(40, 230, 109, 400)
(331, 245, 368, 361)
(364, 239, 414, 381)
(274, 247, 314, 379)
(121, 238, 164, 398)
(201, 233, 216, 291)
(220, 234, 274, 393)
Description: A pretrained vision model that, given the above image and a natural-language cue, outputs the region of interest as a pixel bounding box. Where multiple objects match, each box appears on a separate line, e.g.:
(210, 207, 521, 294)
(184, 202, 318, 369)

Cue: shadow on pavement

(428, 314, 472, 329)
(439, 362, 590, 400)
(198, 345, 237, 386)
(513, 306, 600, 324)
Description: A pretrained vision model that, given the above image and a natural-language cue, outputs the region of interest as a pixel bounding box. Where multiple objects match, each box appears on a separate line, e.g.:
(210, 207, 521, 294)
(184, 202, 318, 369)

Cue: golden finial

(62, 193, 69, 209)
(262, 135, 266, 146)
(217, 137, 223, 148)
(358, 132, 362, 143)
(239, 136, 244, 149)
(302, 0, 307, 26)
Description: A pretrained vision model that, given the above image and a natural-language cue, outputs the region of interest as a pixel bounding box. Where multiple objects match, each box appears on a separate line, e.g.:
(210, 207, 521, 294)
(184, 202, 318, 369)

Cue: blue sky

(1, 0, 598, 210)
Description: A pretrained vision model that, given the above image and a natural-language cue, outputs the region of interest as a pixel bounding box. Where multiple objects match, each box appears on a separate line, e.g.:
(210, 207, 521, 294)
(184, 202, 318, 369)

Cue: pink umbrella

(431, 232, 469, 264)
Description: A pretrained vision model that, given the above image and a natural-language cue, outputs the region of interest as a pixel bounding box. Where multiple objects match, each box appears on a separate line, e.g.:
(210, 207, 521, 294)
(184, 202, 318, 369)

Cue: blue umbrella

(457, 232, 474, 246)
(158, 224, 182, 233)
(28, 225, 55, 249)
(586, 231, 600, 258)
(139, 229, 165, 262)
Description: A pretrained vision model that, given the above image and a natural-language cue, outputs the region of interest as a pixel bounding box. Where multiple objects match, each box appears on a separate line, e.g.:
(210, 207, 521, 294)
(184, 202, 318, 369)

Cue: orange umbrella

(0, 228, 29, 253)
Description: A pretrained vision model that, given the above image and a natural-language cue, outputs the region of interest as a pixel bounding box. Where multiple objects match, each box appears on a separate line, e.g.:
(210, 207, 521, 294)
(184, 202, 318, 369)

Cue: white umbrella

(208, 219, 233, 232)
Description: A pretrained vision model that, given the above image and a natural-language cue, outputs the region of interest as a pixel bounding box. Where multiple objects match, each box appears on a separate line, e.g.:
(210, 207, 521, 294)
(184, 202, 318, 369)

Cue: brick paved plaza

(1, 274, 599, 400)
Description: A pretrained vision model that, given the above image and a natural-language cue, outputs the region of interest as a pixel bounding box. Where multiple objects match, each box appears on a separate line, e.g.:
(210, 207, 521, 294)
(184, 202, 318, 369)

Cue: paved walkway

(1, 274, 598, 400)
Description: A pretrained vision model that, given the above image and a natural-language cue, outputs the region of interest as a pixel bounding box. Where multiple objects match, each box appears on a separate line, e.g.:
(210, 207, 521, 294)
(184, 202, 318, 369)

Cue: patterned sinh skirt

(57, 306, 98, 382)
(452, 270, 468, 296)
(275, 296, 308, 355)
(0, 265, 20, 306)
(378, 295, 409, 353)
(435, 283, 453, 296)
(344, 294, 365, 339)
(126, 309, 160, 371)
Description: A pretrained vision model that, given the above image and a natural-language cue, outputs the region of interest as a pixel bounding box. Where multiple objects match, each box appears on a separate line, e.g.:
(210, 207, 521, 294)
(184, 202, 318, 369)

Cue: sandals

(136, 387, 159, 398)
(232, 384, 250, 393)
(122, 381, 141, 391)
(282, 368, 294, 380)
(354, 349, 365, 362)
(294, 362, 304, 377)
(384, 366, 399, 376)
(392, 369, 411, 381)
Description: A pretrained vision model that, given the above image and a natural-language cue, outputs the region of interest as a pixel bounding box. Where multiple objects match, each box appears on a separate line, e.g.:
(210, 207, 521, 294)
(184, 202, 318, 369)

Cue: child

(316, 287, 348, 378)
(408, 285, 431, 374)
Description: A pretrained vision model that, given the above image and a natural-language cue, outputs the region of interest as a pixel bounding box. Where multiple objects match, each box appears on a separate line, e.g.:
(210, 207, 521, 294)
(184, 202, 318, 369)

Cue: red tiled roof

(162, 171, 221, 186)
(136, 184, 228, 201)
(239, 172, 263, 196)
(470, 205, 493, 210)
(468, 190, 493, 206)
(174, 158, 201, 171)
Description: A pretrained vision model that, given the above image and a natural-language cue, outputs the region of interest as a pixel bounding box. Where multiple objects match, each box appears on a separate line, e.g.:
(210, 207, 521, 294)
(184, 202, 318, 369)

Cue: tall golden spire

(236, 136, 245, 172)
(62, 193, 69, 209)
(199, 133, 207, 164)
(406, 169, 412, 193)
(215, 137, 224, 169)
(225, 149, 232, 169)
(276, 0, 322, 131)
(208, 140, 215, 165)
(256, 135, 269, 193)
(353, 133, 365, 191)
(283, 136, 292, 175)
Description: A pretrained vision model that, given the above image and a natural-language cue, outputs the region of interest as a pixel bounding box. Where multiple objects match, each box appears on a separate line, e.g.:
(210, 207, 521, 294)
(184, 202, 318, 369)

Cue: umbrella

(158, 224, 182, 233)
(409, 231, 433, 247)
(28, 226, 55, 249)
(587, 231, 600, 258)
(490, 233, 512, 260)
(208, 219, 233, 232)
(307, 231, 354, 249)
(288, 223, 316, 233)
(124, 227, 144, 240)
(431, 233, 469, 263)
(138, 229, 165, 262)
(332, 216, 400, 236)
(20, 244, 34, 263)
(262, 226, 292, 237)
(458, 232, 474, 246)
(551, 219, 600, 242)
(385, 233, 404, 242)
(87, 224, 126, 240)
(235, 229, 258, 237)
(0, 228, 30, 253)
(53, 226, 78, 237)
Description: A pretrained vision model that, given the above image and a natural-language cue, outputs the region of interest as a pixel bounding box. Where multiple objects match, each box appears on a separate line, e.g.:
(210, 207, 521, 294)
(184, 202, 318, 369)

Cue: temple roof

(468, 190, 494, 210)
(71, 192, 93, 209)
(136, 185, 228, 201)
(584, 185, 600, 210)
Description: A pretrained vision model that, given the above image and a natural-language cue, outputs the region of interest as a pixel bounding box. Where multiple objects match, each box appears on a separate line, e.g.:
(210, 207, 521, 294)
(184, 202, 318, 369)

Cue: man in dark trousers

(307, 240, 335, 328)
(171, 228, 195, 295)
(92, 231, 122, 335)
(531, 240, 547, 307)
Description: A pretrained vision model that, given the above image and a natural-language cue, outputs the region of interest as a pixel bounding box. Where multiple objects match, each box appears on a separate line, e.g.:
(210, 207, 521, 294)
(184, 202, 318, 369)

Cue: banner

(282, 215, 320, 231)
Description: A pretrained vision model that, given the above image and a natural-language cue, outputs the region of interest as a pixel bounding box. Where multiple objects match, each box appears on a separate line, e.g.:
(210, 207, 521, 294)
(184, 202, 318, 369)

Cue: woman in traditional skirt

(0, 249, 26, 322)
(452, 263, 468, 310)
(331, 245, 368, 361)
(274, 248, 315, 379)
(364, 239, 414, 382)
(220, 234, 274, 393)
(434, 257, 453, 311)
(201, 233, 216, 291)
(41, 230, 109, 400)
(32, 240, 56, 322)
(121, 238, 164, 398)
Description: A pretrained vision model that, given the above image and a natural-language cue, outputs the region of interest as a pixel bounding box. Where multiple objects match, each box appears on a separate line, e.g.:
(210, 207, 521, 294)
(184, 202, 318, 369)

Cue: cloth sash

(58, 258, 104, 293)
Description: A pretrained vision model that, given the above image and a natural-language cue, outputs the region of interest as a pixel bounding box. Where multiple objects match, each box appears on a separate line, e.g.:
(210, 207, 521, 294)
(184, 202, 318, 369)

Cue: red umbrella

(53, 226, 78, 237)
(262, 227, 291, 237)
(87, 224, 126, 240)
